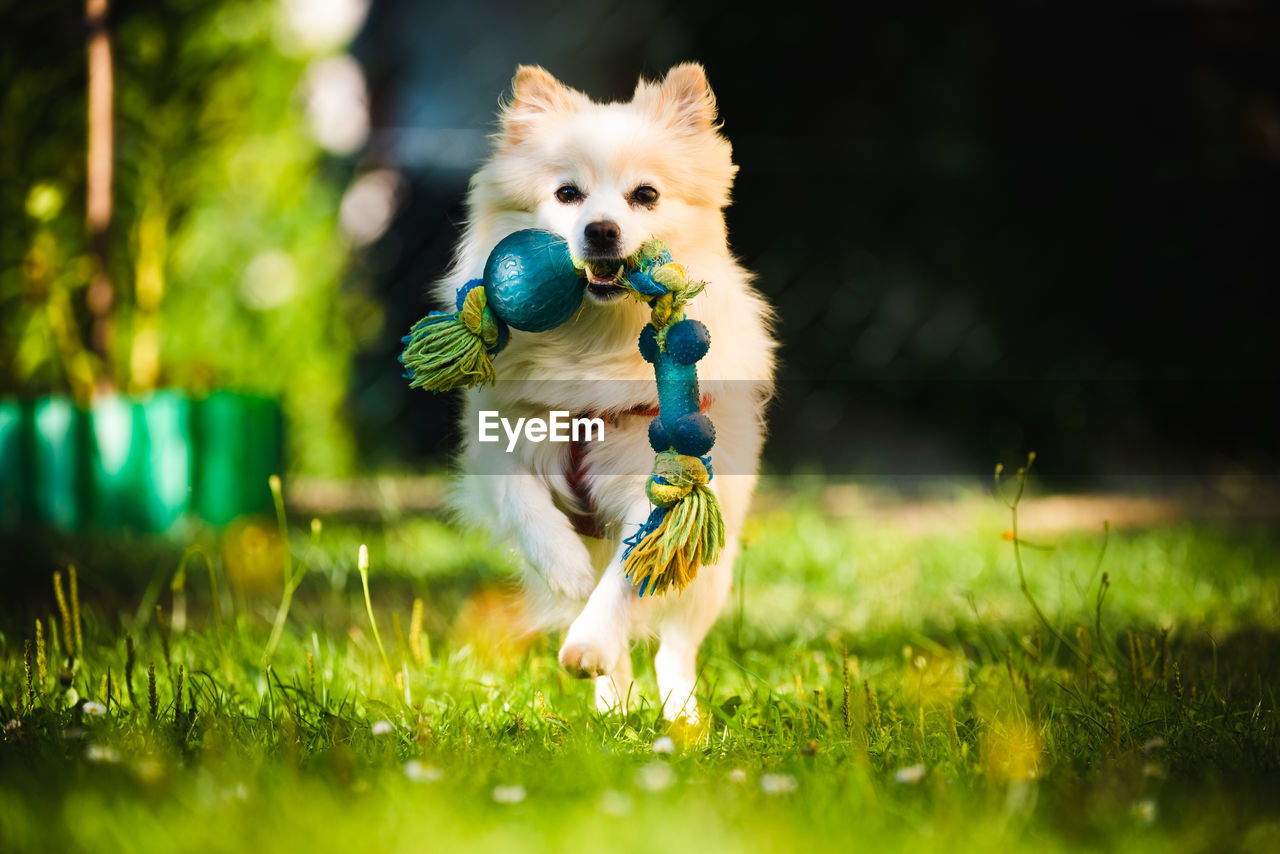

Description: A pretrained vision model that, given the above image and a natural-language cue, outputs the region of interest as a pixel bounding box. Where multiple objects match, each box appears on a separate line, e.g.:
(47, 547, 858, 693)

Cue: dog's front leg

(558, 498, 653, 708)
(456, 392, 598, 600)
(494, 472, 598, 599)
(652, 536, 737, 724)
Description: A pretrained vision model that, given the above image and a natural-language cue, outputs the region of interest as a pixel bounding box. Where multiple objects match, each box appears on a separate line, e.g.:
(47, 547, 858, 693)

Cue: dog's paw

(594, 674, 631, 714)
(660, 681, 700, 724)
(558, 640, 612, 679)
(558, 628, 624, 679)
(545, 560, 596, 600)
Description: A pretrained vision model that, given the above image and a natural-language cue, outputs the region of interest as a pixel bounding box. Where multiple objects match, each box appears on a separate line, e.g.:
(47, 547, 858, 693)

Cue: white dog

(435, 63, 775, 721)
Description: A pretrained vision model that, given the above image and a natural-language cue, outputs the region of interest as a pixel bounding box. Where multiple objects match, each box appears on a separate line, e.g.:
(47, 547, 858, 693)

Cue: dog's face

(476, 64, 737, 304)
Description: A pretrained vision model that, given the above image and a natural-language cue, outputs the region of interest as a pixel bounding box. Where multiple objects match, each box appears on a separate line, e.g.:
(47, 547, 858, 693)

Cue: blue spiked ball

(638, 324, 659, 363)
(483, 230, 585, 332)
(665, 319, 710, 365)
(648, 417, 669, 452)
(669, 412, 715, 456)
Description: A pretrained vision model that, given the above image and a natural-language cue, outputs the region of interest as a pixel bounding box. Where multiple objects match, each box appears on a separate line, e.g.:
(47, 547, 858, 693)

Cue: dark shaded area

(351, 0, 1280, 481)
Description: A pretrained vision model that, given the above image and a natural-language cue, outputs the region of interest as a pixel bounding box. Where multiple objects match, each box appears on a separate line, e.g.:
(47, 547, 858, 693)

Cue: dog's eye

(554, 185, 583, 204)
(630, 185, 660, 207)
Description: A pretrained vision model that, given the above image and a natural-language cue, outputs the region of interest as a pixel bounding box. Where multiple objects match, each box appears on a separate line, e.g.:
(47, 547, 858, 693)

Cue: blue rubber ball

(669, 412, 715, 456)
(665, 319, 710, 365)
(484, 230, 584, 332)
(638, 324, 659, 363)
(648, 417, 669, 452)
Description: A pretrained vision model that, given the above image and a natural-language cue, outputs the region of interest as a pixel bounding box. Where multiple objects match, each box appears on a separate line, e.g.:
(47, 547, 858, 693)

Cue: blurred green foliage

(0, 0, 364, 474)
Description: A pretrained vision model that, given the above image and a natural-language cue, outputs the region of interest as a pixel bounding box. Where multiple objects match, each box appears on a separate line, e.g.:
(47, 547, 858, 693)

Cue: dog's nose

(584, 220, 621, 254)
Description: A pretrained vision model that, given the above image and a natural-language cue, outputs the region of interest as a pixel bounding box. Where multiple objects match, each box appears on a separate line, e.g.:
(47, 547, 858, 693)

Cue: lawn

(2, 468, 1279, 853)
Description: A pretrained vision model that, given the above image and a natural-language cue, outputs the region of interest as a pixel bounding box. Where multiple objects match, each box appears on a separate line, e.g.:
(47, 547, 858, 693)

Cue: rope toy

(400, 229, 722, 596)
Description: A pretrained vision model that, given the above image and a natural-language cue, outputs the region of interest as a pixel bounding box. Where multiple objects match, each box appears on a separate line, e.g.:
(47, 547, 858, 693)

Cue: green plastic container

(32, 396, 83, 531)
(192, 391, 283, 526)
(0, 391, 282, 534)
(0, 400, 24, 531)
(87, 392, 193, 531)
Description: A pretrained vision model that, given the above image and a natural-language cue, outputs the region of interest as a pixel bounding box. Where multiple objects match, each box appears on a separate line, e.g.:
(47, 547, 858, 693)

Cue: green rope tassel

(622, 451, 725, 596)
(400, 282, 507, 393)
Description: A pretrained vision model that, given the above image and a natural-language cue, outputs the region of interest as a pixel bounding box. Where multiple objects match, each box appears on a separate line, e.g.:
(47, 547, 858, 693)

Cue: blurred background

(3, 0, 1278, 494)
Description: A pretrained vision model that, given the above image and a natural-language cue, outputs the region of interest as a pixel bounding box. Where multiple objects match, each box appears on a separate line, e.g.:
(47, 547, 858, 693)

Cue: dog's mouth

(584, 261, 626, 301)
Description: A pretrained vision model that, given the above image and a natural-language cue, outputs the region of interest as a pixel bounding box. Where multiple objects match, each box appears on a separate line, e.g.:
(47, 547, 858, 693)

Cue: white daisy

(894, 763, 926, 784)
(403, 760, 442, 783)
(760, 773, 798, 795)
(636, 761, 675, 792)
(492, 784, 527, 804)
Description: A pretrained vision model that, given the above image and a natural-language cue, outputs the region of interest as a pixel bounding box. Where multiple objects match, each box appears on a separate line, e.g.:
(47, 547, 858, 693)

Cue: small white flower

(1133, 798, 1157, 825)
(635, 761, 675, 792)
(492, 784, 526, 804)
(894, 763, 926, 784)
(82, 701, 107, 717)
(598, 789, 632, 816)
(728, 768, 748, 784)
(371, 720, 393, 736)
(403, 760, 442, 783)
(85, 744, 120, 764)
(759, 773, 798, 795)
(1141, 737, 1166, 753)
(4, 719, 20, 732)
(652, 736, 675, 755)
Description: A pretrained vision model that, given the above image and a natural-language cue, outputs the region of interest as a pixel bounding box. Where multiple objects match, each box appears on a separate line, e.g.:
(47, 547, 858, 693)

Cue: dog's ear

(654, 63, 718, 132)
(510, 66, 577, 114)
(501, 66, 579, 144)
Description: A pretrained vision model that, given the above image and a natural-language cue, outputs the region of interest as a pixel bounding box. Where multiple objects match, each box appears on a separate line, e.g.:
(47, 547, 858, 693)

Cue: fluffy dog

(436, 63, 775, 721)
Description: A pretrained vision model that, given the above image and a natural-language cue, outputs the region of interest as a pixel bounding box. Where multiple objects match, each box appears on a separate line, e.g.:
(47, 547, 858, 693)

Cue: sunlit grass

(2, 473, 1279, 853)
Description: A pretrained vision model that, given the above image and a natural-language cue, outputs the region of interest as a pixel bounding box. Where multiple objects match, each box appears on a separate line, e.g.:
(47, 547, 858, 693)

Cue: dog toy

(400, 230, 723, 596)
(399, 230, 584, 392)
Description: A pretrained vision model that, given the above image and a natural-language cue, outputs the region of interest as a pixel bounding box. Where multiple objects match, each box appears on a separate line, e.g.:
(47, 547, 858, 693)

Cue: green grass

(3, 472, 1280, 853)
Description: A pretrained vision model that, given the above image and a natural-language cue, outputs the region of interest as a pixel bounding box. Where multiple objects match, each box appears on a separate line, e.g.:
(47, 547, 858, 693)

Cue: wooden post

(86, 0, 114, 382)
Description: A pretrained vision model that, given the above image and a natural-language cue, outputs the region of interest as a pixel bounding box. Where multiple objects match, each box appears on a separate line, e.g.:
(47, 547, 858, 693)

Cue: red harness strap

(562, 395, 714, 539)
